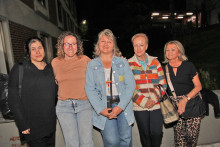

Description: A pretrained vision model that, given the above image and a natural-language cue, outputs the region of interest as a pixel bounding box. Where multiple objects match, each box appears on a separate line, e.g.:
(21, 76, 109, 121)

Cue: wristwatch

(184, 95, 190, 100)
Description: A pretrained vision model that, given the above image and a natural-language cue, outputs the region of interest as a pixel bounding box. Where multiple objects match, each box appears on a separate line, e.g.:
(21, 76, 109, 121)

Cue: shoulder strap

(157, 84, 170, 102)
(18, 64, 24, 99)
(165, 64, 177, 98)
(110, 67, 113, 101)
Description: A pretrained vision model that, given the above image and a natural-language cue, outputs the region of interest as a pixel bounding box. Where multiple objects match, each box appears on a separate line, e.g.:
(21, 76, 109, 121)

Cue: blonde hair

(163, 40, 188, 63)
(56, 31, 83, 59)
(131, 33, 149, 44)
(93, 29, 121, 58)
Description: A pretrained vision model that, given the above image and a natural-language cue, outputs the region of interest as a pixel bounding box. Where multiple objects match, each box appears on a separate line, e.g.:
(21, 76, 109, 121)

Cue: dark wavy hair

(24, 37, 45, 62)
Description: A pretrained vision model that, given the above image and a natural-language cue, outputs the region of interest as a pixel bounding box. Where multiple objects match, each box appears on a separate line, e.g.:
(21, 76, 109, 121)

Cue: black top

(8, 60, 57, 141)
(165, 61, 197, 96)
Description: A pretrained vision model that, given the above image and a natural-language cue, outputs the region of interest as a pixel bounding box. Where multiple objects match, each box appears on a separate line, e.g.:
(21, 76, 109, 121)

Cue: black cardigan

(8, 61, 57, 141)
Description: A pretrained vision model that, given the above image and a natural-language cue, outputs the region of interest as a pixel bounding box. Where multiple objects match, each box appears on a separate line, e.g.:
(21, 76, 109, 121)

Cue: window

(37, 0, 46, 8)
(56, 0, 64, 28)
(0, 21, 13, 74)
(38, 33, 53, 63)
(57, 0, 63, 23)
(34, 0, 49, 18)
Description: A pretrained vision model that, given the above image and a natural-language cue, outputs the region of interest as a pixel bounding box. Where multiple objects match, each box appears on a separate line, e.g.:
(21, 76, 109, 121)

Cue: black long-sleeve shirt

(8, 61, 57, 141)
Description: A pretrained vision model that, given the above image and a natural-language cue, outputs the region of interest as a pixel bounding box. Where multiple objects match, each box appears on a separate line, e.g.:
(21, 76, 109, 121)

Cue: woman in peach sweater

(52, 31, 93, 147)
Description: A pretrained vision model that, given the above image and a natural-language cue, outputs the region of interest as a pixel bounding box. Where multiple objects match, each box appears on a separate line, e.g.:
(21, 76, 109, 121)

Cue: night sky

(75, 0, 220, 88)
(75, 0, 185, 58)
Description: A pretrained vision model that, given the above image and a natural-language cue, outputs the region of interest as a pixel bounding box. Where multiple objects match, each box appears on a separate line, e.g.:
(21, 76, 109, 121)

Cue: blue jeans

(101, 104, 132, 147)
(56, 99, 93, 147)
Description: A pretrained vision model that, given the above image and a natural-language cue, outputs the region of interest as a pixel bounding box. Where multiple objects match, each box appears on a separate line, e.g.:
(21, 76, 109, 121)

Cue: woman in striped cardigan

(128, 33, 167, 147)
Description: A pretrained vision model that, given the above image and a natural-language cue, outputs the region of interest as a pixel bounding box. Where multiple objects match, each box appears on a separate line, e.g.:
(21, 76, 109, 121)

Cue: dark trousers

(134, 109, 163, 147)
(28, 131, 55, 147)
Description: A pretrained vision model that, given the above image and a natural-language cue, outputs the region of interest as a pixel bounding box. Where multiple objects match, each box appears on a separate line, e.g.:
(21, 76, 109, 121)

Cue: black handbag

(165, 64, 206, 119)
(181, 93, 206, 119)
(0, 64, 24, 120)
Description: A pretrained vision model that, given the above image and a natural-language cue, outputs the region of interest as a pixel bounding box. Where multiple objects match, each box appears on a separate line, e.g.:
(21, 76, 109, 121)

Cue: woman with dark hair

(51, 31, 93, 147)
(8, 37, 57, 146)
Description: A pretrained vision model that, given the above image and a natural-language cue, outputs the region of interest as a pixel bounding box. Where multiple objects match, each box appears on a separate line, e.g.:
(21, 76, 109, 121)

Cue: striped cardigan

(128, 54, 167, 111)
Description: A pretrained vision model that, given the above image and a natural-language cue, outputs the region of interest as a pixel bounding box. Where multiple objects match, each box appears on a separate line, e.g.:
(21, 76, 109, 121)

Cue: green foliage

(177, 24, 220, 89)
(199, 69, 218, 90)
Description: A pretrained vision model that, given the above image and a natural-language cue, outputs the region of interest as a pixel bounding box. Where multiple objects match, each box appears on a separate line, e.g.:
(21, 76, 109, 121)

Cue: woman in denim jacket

(85, 29, 136, 147)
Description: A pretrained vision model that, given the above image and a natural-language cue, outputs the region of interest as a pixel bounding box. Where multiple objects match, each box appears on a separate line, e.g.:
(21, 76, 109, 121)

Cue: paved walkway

(197, 143, 220, 147)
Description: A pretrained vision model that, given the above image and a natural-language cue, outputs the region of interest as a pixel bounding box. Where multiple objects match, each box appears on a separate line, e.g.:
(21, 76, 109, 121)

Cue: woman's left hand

(177, 97, 188, 115)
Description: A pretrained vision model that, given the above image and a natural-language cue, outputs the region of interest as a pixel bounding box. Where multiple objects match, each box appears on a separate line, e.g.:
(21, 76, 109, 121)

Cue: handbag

(181, 93, 206, 118)
(0, 73, 13, 119)
(157, 84, 179, 124)
(165, 64, 206, 119)
(0, 64, 24, 120)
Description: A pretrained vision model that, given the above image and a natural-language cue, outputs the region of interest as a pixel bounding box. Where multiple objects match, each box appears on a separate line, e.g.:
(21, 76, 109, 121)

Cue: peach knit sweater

(52, 55, 90, 100)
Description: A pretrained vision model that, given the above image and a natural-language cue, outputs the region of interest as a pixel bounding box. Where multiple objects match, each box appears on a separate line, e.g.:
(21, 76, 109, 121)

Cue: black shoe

(214, 110, 220, 118)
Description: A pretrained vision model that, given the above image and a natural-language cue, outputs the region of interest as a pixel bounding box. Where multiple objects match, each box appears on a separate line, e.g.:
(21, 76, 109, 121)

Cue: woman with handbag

(128, 33, 167, 147)
(163, 40, 204, 147)
(85, 29, 136, 147)
(8, 37, 57, 146)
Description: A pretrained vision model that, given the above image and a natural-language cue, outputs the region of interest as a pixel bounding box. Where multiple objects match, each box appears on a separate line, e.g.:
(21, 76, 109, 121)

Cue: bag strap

(165, 64, 177, 98)
(18, 64, 24, 99)
(109, 67, 113, 103)
(157, 84, 170, 102)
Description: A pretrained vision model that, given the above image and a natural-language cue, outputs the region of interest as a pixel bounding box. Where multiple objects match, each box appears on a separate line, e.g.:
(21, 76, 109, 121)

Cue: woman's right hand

(22, 128, 30, 134)
(100, 108, 112, 118)
(177, 98, 188, 115)
(145, 98, 156, 109)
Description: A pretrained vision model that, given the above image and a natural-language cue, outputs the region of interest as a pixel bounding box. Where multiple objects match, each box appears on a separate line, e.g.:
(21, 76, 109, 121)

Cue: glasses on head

(64, 43, 77, 47)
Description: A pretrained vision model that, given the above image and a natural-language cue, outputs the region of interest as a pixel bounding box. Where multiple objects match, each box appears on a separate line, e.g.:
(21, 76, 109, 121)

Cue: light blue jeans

(101, 104, 132, 147)
(56, 99, 93, 147)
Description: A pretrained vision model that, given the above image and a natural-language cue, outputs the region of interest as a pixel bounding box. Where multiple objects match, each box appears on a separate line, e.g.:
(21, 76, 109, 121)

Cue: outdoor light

(186, 12, 193, 15)
(82, 20, 87, 24)
(162, 16, 168, 19)
(177, 16, 183, 19)
(152, 12, 159, 16)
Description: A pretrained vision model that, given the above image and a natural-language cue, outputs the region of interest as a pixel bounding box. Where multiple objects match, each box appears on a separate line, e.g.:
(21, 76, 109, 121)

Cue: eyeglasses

(64, 43, 77, 47)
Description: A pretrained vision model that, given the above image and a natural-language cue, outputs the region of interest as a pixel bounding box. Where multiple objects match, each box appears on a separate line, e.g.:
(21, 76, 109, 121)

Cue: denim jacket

(85, 56, 136, 130)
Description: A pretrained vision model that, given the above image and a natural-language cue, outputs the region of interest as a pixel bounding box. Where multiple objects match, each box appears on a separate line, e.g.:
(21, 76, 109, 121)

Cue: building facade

(0, 0, 78, 74)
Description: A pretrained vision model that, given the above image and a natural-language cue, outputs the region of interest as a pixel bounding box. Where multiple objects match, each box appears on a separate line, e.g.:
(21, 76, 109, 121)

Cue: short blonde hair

(163, 40, 188, 63)
(131, 33, 149, 45)
(93, 29, 121, 58)
(56, 31, 83, 59)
